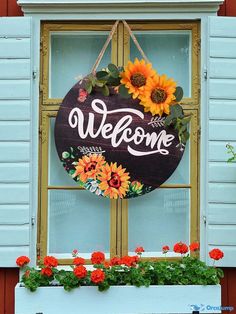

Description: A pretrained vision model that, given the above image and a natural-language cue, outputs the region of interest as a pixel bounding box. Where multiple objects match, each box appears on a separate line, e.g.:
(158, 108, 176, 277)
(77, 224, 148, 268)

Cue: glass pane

(48, 190, 110, 256)
(165, 139, 190, 184)
(128, 188, 190, 256)
(130, 31, 191, 97)
(49, 118, 77, 186)
(50, 31, 111, 98)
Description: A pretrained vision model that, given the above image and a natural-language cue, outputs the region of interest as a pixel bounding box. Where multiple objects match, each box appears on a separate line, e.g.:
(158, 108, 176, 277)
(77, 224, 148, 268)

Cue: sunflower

(74, 154, 105, 183)
(97, 162, 130, 199)
(120, 58, 156, 99)
(139, 74, 177, 116)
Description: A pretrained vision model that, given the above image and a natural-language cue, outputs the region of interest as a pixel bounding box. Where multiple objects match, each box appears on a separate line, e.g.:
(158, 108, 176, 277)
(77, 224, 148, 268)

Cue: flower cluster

(16, 243, 224, 293)
(120, 58, 177, 117)
(62, 150, 148, 199)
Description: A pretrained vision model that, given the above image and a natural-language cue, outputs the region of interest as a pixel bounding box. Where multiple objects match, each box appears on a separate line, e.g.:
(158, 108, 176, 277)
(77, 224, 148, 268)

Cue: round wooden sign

(54, 78, 185, 199)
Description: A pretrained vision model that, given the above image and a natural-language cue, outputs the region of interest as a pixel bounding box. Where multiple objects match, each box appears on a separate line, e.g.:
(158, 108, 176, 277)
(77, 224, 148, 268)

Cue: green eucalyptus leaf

(108, 63, 118, 73)
(96, 71, 109, 80)
(101, 85, 110, 97)
(174, 86, 184, 102)
(170, 104, 184, 118)
(85, 81, 92, 94)
(119, 84, 131, 99)
(95, 80, 105, 87)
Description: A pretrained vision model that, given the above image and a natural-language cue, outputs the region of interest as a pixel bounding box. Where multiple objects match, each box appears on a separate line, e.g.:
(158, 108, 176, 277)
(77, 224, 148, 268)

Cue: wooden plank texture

(0, 184, 29, 204)
(209, 162, 236, 182)
(0, 17, 29, 36)
(209, 99, 236, 120)
(208, 203, 236, 224)
(0, 247, 29, 267)
(0, 205, 29, 224)
(4, 268, 19, 314)
(210, 16, 236, 37)
(0, 101, 30, 120)
(0, 80, 30, 99)
(209, 141, 236, 162)
(0, 122, 30, 141)
(209, 78, 236, 99)
(209, 120, 236, 141)
(208, 225, 236, 245)
(0, 163, 30, 183)
(0, 59, 30, 79)
(0, 225, 29, 246)
(210, 58, 236, 79)
(0, 39, 30, 59)
(0, 142, 30, 162)
(209, 183, 236, 203)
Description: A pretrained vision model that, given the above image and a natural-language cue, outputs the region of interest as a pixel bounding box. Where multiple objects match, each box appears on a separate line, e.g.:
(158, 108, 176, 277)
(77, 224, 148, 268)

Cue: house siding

(0, 1, 236, 314)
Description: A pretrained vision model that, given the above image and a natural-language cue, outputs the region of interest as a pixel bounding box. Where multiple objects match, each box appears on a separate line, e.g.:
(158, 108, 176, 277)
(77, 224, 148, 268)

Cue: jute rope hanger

(91, 20, 150, 75)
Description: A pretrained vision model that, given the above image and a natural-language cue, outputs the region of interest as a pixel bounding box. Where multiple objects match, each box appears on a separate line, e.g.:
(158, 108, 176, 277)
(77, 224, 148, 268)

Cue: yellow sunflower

(97, 162, 130, 199)
(74, 154, 105, 183)
(139, 74, 177, 116)
(120, 58, 156, 99)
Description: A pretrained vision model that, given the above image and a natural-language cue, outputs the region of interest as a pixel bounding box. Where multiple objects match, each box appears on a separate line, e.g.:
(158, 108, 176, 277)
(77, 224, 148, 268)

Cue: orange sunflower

(120, 58, 156, 99)
(74, 154, 105, 183)
(97, 162, 130, 199)
(139, 74, 177, 116)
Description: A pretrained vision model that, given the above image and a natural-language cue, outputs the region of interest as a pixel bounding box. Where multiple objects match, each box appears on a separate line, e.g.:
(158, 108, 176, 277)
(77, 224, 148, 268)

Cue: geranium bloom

(43, 256, 58, 268)
(120, 255, 138, 267)
(91, 251, 105, 264)
(91, 269, 105, 284)
(139, 74, 176, 116)
(209, 248, 224, 261)
(74, 154, 105, 183)
(98, 162, 130, 199)
(73, 257, 85, 266)
(120, 58, 156, 99)
(135, 246, 145, 255)
(73, 265, 87, 279)
(189, 242, 200, 252)
(173, 242, 189, 255)
(16, 256, 30, 267)
(162, 245, 170, 254)
(41, 267, 53, 277)
(110, 257, 121, 266)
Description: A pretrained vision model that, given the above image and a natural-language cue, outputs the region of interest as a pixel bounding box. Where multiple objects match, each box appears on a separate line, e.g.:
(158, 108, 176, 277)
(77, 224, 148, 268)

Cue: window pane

(49, 118, 77, 186)
(130, 31, 191, 97)
(128, 188, 190, 256)
(48, 190, 110, 256)
(165, 139, 190, 184)
(50, 31, 111, 98)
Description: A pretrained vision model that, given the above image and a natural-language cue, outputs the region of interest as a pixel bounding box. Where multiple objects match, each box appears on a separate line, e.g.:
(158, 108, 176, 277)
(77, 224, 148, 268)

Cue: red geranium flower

(41, 267, 53, 277)
(173, 242, 189, 254)
(189, 242, 200, 252)
(91, 269, 105, 284)
(209, 248, 224, 261)
(162, 245, 170, 253)
(73, 265, 87, 279)
(73, 257, 85, 266)
(135, 246, 145, 255)
(110, 257, 121, 266)
(120, 255, 138, 267)
(91, 251, 105, 264)
(16, 256, 30, 267)
(43, 256, 58, 268)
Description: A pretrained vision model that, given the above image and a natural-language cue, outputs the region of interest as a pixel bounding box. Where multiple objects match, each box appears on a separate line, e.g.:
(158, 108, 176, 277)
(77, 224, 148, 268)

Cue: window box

(15, 283, 221, 314)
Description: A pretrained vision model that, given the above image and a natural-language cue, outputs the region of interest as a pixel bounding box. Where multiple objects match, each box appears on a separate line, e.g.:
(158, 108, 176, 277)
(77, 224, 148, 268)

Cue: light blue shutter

(207, 16, 236, 267)
(0, 17, 32, 267)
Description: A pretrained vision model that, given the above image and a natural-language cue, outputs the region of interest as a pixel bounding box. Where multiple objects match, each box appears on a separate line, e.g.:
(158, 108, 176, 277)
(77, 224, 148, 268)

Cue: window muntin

(39, 21, 199, 263)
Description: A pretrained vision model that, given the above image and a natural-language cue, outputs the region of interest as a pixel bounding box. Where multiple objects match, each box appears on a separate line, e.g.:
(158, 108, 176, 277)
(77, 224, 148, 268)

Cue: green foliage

(20, 256, 223, 293)
(164, 104, 191, 145)
(174, 86, 184, 102)
(226, 144, 236, 163)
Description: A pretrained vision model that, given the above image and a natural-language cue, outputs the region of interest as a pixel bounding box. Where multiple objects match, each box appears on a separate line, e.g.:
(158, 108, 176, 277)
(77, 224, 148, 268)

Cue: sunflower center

(108, 172, 121, 189)
(85, 162, 97, 172)
(130, 72, 146, 87)
(151, 88, 167, 104)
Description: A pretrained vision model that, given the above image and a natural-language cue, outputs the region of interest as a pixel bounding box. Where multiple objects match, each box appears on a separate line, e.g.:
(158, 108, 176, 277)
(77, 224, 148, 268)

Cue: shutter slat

(0, 17, 31, 267)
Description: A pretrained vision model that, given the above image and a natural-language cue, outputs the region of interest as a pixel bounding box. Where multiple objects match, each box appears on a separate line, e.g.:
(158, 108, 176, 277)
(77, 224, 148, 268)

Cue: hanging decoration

(54, 20, 191, 199)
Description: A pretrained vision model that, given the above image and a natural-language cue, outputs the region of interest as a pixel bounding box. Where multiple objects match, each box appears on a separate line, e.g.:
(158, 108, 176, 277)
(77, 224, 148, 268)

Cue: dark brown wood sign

(54, 79, 185, 199)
